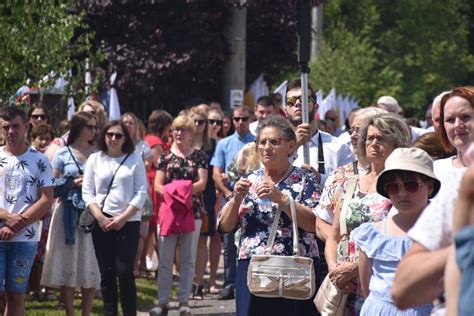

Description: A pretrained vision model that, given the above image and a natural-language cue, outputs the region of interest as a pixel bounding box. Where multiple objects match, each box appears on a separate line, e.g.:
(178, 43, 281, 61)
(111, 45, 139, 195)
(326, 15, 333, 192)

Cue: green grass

(26, 277, 161, 315)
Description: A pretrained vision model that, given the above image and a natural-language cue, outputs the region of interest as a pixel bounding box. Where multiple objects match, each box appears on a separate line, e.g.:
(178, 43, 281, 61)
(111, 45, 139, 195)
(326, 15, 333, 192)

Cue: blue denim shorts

(0, 242, 38, 293)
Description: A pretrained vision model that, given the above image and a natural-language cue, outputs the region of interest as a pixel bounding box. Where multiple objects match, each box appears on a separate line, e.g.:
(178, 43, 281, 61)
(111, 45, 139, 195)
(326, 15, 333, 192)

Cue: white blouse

(82, 151, 147, 222)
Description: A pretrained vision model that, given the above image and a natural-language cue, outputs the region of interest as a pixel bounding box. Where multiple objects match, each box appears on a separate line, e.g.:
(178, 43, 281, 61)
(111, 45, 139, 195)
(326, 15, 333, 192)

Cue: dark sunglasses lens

(106, 132, 123, 140)
(404, 181, 420, 193)
(234, 117, 249, 122)
(195, 120, 205, 126)
(384, 183, 399, 195)
(209, 119, 223, 126)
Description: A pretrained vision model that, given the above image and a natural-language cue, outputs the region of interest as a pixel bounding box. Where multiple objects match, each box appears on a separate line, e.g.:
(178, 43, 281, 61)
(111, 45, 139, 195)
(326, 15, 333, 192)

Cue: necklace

(266, 164, 293, 184)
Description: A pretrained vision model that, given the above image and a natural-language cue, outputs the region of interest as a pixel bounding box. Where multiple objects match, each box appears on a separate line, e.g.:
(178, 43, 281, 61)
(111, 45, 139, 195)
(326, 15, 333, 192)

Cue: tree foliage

(80, 0, 230, 116)
(0, 2, 100, 102)
(308, 0, 474, 116)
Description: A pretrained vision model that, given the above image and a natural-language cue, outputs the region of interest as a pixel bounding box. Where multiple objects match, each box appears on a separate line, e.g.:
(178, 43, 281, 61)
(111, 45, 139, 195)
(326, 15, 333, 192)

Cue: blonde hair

(190, 107, 211, 151)
(78, 100, 107, 128)
(171, 115, 196, 134)
(234, 142, 260, 175)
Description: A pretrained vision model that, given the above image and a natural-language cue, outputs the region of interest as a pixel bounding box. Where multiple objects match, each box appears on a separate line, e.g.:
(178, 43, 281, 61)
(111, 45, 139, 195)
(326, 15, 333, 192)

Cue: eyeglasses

(257, 138, 285, 148)
(208, 119, 223, 126)
(384, 180, 421, 196)
(86, 124, 97, 131)
(105, 132, 124, 140)
(286, 95, 315, 108)
(31, 114, 47, 120)
(194, 119, 206, 126)
(233, 116, 249, 123)
(366, 135, 388, 144)
(348, 127, 360, 135)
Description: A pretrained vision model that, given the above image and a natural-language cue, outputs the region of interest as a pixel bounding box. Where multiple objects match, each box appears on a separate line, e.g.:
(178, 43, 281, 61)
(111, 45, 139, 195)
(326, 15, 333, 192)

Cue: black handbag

(79, 153, 131, 232)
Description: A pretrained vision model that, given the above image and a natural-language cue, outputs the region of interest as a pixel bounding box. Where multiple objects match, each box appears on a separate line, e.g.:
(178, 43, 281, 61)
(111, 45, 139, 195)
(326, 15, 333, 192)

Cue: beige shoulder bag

(314, 172, 359, 315)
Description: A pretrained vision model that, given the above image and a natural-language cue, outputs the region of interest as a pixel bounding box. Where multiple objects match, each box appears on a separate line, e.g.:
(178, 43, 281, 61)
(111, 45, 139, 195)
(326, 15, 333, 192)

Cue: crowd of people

(0, 81, 472, 316)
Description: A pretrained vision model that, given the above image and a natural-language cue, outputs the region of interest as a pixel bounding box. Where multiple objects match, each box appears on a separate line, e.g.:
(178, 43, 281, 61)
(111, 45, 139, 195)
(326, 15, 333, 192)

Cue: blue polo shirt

(210, 132, 255, 174)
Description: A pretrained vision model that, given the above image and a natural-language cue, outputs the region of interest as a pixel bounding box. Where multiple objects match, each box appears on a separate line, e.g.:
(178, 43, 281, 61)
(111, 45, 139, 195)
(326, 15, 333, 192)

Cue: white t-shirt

(135, 139, 152, 160)
(249, 121, 258, 136)
(82, 151, 147, 222)
(292, 131, 355, 185)
(0, 147, 54, 242)
(408, 157, 466, 251)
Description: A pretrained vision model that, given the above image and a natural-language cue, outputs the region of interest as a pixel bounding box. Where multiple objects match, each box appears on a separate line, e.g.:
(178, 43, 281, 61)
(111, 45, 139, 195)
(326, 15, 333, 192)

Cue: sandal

(149, 303, 169, 316)
(190, 283, 204, 300)
(209, 285, 220, 294)
(179, 303, 191, 316)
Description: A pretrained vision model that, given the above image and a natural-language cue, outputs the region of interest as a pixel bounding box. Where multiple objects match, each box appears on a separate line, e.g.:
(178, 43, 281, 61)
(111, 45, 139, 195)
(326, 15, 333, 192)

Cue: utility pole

(222, 4, 247, 111)
(310, 4, 323, 62)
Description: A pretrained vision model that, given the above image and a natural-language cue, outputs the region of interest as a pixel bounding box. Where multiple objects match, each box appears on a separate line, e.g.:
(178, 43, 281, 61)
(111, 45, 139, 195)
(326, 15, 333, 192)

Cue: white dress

(41, 146, 100, 289)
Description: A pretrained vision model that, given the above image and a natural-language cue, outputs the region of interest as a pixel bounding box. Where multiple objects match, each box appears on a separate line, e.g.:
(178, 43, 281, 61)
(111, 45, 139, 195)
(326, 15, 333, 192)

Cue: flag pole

(297, 0, 311, 164)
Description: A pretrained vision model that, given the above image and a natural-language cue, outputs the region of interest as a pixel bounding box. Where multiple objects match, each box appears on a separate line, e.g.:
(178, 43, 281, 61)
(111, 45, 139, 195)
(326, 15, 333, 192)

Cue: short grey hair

(357, 112, 411, 170)
(356, 107, 387, 121)
(256, 114, 296, 142)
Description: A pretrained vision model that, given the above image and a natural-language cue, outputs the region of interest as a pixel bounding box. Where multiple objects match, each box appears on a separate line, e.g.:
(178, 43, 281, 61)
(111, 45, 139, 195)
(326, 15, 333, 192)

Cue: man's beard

(289, 108, 315, 127)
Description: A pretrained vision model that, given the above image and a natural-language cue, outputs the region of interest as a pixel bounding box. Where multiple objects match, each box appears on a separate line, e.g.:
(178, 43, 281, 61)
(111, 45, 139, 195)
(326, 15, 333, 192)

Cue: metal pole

(297, 0, 311, 164)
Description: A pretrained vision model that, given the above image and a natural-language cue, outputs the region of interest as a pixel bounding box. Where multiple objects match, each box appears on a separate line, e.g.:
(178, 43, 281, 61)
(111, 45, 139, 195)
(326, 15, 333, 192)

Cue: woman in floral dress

(317, 113, 411, 315)
(219, 115, 322, 316)
(150, 115, 208, 316)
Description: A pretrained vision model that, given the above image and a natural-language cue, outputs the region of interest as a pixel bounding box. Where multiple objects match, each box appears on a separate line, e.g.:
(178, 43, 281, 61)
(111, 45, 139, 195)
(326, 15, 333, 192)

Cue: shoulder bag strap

(265, 195, 299, 256)
(100, 152, 131, 208)
(66, 146, 84, 175)
(339, 174, 359, 256)
(317, 133, 325, 175)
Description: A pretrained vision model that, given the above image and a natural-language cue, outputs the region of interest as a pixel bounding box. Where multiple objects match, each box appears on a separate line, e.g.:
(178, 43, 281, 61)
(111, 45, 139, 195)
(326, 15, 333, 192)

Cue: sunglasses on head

(105, 132, 124, 140)
(31, 114, 47, 120)
(194, 119, 206, 126)
(384, 180, 420, 196)
(233, 116, 249, 123)
(208, 119, 223, 126)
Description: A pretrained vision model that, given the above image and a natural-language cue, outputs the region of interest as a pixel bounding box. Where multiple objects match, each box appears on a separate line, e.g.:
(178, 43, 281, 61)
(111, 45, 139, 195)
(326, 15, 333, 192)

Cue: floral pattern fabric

(236, 167, 322, 260)
(316, 162, 392, 316)
(157, 149, 208, 219)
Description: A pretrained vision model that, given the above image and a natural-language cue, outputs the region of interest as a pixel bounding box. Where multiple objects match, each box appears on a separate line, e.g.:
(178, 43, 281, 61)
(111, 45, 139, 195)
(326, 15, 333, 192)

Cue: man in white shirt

(0, 106, 54, 315)
(249, 96, 275, 136)
(285, 79, 355, 186)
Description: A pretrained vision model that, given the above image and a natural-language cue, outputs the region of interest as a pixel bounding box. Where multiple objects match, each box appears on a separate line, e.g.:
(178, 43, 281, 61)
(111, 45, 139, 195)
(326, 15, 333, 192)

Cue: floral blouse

(157, 149, 208, 219)
(235, 167, 322, 260)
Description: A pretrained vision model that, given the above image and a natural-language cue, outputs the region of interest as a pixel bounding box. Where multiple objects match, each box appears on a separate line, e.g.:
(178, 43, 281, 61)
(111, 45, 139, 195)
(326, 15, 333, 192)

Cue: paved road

(138, 253, 236, 316)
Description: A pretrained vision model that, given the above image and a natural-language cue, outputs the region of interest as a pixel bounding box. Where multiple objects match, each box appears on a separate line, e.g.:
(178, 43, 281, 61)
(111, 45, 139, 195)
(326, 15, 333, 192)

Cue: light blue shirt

(210, 132, 255, 173)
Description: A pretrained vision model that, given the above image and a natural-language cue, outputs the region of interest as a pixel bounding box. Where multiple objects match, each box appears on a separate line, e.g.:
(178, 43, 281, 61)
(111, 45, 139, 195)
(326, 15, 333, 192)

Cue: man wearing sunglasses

(210, 105, 255, 300)
(249, 96, 275, 136)
(0, 106, 54, 315)
(285, 79, 354, 186)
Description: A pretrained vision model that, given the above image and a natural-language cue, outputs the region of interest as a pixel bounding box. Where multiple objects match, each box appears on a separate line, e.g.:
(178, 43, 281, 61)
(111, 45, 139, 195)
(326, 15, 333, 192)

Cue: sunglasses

(286, 95, 315, 108)
(257, 138, 284, 147)
(105, 132, 124, 140)
(86, 124, 97, 131)
(194, 119, 206, 126)
(31, 114, 47, 120)
(233, 116, 249, 123)
(384, 180, 420, 196)
(208, 119, 223, 126)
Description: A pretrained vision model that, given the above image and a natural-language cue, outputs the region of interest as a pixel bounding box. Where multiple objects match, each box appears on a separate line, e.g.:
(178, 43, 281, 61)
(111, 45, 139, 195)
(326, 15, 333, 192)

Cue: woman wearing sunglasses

(351, 147, 440, 315)
(82, 120, 147, 316)
(189, 107, 224, 298)
(42, 112, 100, 315)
